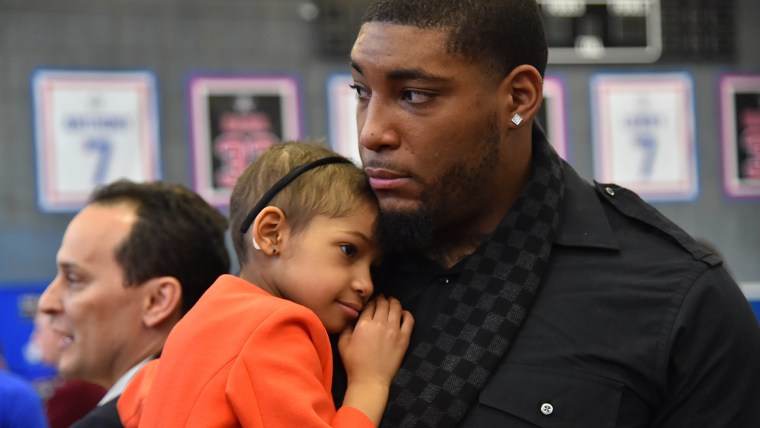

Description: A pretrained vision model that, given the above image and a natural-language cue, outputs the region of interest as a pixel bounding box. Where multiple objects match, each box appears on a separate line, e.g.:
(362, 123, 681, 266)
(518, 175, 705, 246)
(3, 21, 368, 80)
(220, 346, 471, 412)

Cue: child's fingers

(371, 294, 390, 321)
(385, 296, 403, 326)
(338, 324, 354, 349)
(359, 297, 377, 320)
(400, 310, 414, 337)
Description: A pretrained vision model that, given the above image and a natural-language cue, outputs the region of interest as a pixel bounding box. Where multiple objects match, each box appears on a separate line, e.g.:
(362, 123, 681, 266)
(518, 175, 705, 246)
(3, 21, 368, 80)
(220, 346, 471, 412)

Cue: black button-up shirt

(335, 157, 760, 427)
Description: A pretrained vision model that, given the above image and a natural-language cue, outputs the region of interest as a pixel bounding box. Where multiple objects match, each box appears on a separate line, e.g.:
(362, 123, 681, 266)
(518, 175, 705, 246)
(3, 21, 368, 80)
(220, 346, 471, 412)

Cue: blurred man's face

(37, 203, 150, 388)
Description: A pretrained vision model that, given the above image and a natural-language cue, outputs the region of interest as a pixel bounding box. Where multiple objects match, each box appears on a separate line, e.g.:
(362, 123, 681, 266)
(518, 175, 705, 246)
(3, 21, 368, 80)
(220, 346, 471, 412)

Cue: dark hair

(229, 141, 376, 268)
(89, 180, 230, 314)
(361, 0, 548, 78)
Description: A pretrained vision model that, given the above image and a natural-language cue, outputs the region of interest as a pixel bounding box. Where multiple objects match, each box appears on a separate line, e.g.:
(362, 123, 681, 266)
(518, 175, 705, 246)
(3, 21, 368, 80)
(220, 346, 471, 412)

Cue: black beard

(375, 114, 501, 257)
(376, 208, 436, 254)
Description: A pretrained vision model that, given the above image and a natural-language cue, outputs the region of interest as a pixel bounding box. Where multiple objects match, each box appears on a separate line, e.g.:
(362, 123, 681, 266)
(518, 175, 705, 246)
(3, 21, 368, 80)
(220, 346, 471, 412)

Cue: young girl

(118, 141, 413, 427)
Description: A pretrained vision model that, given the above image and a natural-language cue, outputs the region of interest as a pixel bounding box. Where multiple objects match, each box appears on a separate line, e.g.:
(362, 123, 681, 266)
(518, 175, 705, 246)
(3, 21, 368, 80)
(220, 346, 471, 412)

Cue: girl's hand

(338, 295, 414, 425)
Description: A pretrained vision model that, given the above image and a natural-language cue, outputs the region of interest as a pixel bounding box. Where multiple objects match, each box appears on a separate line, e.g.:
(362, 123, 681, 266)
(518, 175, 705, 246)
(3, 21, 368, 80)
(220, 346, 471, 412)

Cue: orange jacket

(118, 274, 372, 427)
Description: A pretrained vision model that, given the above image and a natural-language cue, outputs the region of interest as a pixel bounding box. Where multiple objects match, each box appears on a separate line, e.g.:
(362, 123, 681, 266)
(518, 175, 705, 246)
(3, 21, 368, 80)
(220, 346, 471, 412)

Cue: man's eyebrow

(350, 60, 363, 75)
(350, 61, 448, 83)
(58, 261, 84, 273)
(387, 68, 448, 83)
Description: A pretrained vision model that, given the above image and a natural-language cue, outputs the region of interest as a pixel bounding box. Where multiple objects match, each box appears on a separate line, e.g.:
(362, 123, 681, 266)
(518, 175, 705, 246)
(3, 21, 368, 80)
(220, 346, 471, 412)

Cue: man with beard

(332, 0, 760, 427)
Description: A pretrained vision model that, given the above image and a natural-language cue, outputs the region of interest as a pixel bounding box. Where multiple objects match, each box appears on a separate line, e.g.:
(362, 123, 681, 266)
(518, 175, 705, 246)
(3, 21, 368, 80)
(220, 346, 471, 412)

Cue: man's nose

(37, 277, 63, 314)
(358, 97, 400, 153)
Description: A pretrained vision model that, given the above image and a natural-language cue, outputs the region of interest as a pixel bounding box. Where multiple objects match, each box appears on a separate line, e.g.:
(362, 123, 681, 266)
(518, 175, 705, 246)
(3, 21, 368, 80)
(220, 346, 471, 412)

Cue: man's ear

(499, 64, 544, 128)
(142, 276, 182, 328)
(251, 206, 288, 257)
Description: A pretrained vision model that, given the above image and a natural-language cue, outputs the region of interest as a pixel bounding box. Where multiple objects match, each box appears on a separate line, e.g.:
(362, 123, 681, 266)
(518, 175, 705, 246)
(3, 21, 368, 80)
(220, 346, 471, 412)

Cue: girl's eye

(401, 89, 434, 104)
(349, 83, 369, 100)
(339, 244, 358, 258)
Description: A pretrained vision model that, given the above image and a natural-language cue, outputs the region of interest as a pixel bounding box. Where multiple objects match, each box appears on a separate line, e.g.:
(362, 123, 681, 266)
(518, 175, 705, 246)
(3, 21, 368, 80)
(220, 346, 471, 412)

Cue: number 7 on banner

(32, 69, 162, 212)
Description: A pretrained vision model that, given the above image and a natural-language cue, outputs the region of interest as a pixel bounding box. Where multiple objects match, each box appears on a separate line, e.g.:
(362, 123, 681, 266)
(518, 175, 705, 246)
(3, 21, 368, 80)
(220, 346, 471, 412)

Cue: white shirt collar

(98, 357, 152, 405)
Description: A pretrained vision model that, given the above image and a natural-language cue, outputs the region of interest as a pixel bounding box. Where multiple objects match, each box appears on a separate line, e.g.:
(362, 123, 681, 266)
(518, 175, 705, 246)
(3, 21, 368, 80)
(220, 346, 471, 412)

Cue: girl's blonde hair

(229, 141, 376, 268)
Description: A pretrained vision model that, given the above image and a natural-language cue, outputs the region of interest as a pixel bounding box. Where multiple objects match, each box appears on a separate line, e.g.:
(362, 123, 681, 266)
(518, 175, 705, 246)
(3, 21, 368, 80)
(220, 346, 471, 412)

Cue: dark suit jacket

(70, 398, 122, 428)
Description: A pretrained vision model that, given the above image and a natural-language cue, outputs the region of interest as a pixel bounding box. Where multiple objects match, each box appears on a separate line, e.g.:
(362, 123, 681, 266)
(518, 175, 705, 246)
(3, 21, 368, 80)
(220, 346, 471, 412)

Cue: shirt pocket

(475, 365, 623, 428)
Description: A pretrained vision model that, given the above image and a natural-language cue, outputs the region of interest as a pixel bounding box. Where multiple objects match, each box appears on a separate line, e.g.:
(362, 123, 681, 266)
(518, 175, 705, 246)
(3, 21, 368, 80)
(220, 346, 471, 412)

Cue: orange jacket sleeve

(118, 360, 159, 428)
(117, 275, 374, 428)
(226, 306, 374, 427)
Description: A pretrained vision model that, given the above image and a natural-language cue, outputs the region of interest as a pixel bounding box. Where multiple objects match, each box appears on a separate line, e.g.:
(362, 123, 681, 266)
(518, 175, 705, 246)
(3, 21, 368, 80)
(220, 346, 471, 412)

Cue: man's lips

(51, 325, 74, 347)
(364, 167, 409, 190)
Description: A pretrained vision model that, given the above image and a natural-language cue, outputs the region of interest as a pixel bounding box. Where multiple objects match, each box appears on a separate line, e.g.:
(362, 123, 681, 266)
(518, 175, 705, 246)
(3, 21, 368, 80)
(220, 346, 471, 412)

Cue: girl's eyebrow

(343, 230, 373, 244)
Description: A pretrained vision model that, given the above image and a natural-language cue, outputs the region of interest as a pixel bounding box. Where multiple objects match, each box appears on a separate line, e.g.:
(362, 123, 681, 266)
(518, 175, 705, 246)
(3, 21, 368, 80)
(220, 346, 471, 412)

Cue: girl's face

(270, 201, 379, 333)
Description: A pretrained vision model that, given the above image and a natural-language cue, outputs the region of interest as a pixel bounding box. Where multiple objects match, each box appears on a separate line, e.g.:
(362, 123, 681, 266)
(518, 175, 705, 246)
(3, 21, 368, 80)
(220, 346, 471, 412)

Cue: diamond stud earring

(511, 113, 523, 126)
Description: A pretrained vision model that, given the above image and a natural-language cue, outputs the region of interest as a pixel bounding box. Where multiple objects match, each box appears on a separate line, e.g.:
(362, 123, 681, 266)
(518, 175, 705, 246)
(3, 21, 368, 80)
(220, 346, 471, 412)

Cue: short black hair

(89, 180, 230, 314)
(362, 0, 548, 78)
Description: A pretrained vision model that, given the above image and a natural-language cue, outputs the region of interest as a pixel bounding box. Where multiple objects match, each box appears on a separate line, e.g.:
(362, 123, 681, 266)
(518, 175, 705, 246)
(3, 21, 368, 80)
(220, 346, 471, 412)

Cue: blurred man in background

(31, 311, 106, 428)
(37, 180, 230, 427)
(0, 345, 48, 428)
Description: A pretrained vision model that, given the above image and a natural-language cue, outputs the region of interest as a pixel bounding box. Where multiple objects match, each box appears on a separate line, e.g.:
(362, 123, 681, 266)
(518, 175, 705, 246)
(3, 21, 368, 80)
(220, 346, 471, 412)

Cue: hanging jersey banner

(32, 69, 161, 212)
(188, 74, 303, 207)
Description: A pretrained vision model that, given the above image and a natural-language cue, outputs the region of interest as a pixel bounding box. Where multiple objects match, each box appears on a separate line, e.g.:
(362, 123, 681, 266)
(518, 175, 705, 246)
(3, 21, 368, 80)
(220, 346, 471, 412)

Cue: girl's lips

(338, 302, 361, 319)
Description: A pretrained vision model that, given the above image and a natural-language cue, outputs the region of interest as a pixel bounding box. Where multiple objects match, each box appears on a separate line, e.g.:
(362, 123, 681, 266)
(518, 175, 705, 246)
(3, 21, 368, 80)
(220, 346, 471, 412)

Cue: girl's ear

(498, 64, 544, 129)
(252, 206, 287, 256)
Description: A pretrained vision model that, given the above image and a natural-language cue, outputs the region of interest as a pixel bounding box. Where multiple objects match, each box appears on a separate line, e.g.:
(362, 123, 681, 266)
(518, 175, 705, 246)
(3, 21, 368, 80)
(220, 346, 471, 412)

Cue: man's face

(350, 23, 505, 246)
(37, 203, 150, 388)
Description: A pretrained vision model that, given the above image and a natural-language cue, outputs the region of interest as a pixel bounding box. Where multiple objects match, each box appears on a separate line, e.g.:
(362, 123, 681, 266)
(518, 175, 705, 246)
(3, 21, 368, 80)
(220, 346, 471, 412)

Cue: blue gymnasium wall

(0, 284, 56, 380)
(1, 0, 759, 381)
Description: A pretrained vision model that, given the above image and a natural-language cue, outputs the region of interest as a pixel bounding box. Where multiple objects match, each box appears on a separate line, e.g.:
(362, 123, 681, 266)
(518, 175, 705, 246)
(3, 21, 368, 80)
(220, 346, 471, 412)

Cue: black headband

(239, 156, 354, 234)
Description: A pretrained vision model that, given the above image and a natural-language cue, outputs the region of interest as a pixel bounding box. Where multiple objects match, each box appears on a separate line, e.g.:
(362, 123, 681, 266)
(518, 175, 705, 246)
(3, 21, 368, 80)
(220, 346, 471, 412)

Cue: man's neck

(422, 230, 492, 269)
(97, 356, 153, 405)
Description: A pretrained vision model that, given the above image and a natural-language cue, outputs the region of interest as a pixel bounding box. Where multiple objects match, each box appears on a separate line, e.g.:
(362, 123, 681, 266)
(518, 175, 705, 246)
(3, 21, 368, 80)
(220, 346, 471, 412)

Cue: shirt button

(540, 402, 554, 415)
(439, 276, 450, 285)
(605, 186, 615, 196)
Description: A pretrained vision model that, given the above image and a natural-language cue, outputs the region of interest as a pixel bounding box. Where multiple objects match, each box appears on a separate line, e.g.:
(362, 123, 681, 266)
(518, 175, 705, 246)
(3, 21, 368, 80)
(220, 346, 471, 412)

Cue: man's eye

(349, 83, 370, 100)
(64, 273, 86, 290)
(401, 89, 434, 104)
(339, 244, 358, 258)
